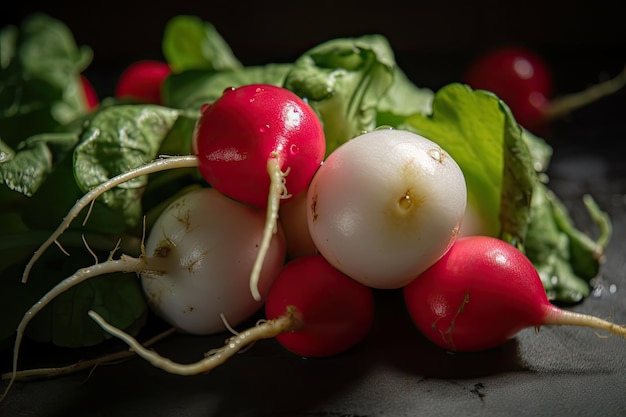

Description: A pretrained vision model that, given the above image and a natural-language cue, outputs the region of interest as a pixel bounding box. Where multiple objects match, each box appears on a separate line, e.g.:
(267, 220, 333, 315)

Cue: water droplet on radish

(290, 144, 299, 155)
(428, 148, 444, 163)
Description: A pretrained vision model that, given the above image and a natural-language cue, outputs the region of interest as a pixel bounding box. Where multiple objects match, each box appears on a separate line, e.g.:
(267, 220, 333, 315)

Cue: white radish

(307, 128, 467, 289)
(140, 187, 286, 334)
(1, 187, 286, 402)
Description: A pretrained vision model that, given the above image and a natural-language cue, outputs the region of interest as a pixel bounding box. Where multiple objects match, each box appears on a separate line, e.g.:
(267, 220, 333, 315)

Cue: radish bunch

(3, 80, 624, 404)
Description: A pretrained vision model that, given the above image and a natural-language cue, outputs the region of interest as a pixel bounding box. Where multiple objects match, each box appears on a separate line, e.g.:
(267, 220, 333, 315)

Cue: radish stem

(544, 65, 626, 121)
(21, 155, 199, 284)
(88, 305, 303, 375)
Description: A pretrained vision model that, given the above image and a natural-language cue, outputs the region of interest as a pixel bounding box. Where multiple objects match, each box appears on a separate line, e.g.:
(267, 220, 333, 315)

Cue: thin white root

(21, 155, 199, 284)
(0, 255, 151, 404)
(249, 158, 290, 301)
(543, 308, 626, 338)
(88, 305, 303, 375)
(0, 327, 176, 382)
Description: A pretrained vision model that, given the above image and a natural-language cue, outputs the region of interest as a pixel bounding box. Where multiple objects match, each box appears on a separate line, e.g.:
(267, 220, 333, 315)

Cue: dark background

(2, 0, 625, 96)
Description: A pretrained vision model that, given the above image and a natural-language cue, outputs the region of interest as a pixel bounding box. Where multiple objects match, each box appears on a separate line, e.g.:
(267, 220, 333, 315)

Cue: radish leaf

(284, 34, 395, 155)
(73, 105, 180, 220)
(163, 15, 242, 73)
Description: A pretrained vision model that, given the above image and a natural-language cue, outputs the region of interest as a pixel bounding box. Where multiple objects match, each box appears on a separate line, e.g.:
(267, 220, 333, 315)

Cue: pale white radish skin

(278, 191, 318, 259)
(141, 187, 286, 335)
(307, 128, 467, 289)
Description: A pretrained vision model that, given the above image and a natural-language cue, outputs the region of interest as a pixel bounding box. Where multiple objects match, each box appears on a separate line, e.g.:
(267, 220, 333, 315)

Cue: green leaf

(0, 13, 93, 146)
(525, 186, 612, 303)
(376, 67, 434, 127)
(162, 64, 291, 110)
(162, 15, 242, 73)
(284, 34, 395, 155)
(0, 132, 79, 196)
(402, 83, 536, 241)
(0, 254, 147, 348)
(73, 105, 181, 222)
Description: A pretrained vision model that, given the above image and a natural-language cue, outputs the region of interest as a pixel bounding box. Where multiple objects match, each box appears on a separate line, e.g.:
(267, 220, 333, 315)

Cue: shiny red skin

(463, 46, 553, 131)
(115, 60, 171, 104)
(265, 255, 375, 357)
(403, 236, 551, 352)
(193, 84, 325, 209)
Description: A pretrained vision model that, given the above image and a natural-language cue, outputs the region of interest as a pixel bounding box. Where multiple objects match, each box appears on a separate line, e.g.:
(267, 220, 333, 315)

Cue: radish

(1, 187, 286, 401)
(20, 84, 326, 302)
(81, 254, 374, 375)
(80, 74, 99, 110)
(264, 254, 375, 357)
(115, 60, 172, 104)
(403, 235, 626, 352)
(307, 128, 466, 289)
(192, 84, 325, 300)
(463, 46, 626, 132)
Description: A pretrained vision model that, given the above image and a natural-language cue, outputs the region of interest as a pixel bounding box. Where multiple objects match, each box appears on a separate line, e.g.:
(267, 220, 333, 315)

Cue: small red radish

(20, 84, 326, 302)
(307, 128, 466, 289)
(193, 84, 326, 300)
(115, 60, 172, 104)
(83, 254, 374, 375)
(464, 46, 626, 132)
(403, 235, 626, 352)
(264, 254, 375, 357)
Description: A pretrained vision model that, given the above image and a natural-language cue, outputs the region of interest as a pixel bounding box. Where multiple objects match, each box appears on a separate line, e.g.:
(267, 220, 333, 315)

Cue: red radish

(115, 60, 172, 104)
(192, 84, 325, 300)
(464, 46, 626, 132)
(83, 254, 374, 375)
(264, 254, 375, 357)
(80, 75, 99, 110)
(404, 236, 626, 352)
(20, 84, 326, 302)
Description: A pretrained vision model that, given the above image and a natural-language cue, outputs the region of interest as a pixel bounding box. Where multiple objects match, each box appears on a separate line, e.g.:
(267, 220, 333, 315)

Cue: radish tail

(544, 65, 626, 121)
(249, 158, 290, 301)
(88, 305, 302, 375)
(1, 255, 149, 404)
(543, 305, 626, 338)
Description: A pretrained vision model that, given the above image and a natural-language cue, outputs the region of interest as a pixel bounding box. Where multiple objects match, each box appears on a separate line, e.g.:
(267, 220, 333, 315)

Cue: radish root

(543, 306, 626, 338)
(88, 305, 303, 375)
(249, 158, 291, 301)
(1, 253, 169, 403)
(0, 327, 176, 382)
(21, 155, 199, 284)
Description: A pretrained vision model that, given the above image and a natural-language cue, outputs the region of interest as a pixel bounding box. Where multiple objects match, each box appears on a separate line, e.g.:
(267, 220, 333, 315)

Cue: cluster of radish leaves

(0, 11, 616, 387)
